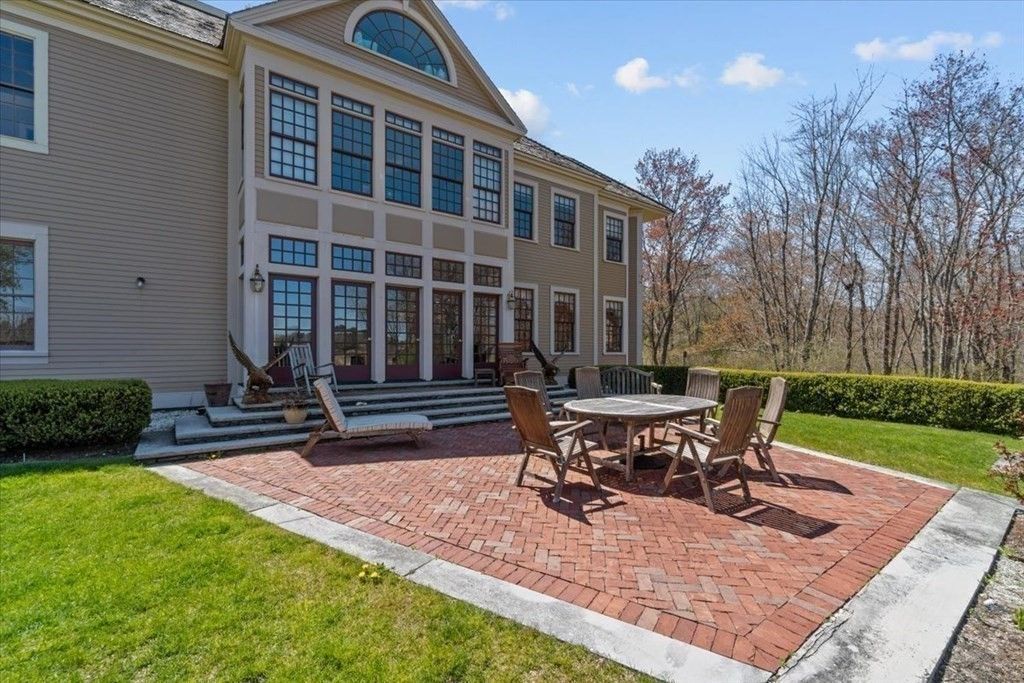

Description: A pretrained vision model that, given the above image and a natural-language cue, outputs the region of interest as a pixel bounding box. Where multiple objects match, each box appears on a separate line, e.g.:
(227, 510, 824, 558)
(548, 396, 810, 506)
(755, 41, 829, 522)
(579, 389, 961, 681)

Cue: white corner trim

(602, 295, 628, 356)
(550, 285, 580, 356)
(0, 221, 49, 361)
(0, 18, 48, 154)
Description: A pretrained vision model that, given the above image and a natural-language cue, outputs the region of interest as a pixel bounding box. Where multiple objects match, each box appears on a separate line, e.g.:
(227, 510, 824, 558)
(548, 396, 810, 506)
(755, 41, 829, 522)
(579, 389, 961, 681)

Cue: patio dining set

(506, 366, 790, 512)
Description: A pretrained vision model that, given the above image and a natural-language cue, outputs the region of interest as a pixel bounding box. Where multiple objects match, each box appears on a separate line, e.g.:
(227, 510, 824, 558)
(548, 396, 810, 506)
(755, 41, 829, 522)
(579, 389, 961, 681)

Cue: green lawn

(0, 459, 644, 682)
(778, 412, 1024, 494)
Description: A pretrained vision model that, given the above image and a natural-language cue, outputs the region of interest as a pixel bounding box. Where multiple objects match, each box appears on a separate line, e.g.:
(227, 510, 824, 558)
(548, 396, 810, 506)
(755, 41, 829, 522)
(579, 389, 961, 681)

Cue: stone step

(211, 390, 575, 426)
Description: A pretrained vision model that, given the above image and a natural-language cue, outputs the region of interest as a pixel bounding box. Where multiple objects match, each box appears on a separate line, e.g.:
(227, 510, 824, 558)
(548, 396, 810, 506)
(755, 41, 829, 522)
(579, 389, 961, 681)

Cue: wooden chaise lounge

(301, 379, 432, 457)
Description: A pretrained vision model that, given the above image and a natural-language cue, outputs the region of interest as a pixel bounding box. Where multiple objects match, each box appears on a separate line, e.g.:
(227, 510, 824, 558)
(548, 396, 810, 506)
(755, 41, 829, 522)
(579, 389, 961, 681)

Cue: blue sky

(209, 0, 1024, 188)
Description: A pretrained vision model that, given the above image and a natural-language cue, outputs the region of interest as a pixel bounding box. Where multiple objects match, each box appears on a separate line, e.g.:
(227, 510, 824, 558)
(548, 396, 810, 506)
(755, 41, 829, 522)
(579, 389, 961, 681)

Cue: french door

(268, 274, 316, 386)
(332, 281, 371, 383)
(385, 286, 420, 380)
(473, 293, 499, 370)
(432, 290, 463, 379)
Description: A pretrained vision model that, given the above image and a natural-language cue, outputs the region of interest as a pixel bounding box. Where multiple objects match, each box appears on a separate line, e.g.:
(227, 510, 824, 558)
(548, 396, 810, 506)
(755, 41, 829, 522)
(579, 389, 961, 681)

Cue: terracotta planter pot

(204, 382, 232, 407)
(282, 407, 308, 425)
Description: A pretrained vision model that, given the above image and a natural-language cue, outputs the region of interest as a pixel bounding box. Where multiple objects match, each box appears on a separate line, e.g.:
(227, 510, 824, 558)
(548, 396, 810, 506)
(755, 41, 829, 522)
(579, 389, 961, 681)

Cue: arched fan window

(353, 10, 450, 81)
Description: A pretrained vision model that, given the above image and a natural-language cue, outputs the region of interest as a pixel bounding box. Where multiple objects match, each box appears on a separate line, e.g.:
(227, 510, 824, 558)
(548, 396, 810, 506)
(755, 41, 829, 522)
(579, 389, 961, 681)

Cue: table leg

(625, 422, 635, 482)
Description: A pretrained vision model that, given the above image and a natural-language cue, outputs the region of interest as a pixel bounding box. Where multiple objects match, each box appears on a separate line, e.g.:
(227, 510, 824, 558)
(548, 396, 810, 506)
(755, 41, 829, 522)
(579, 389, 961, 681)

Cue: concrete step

(175, 413, 318, 444)
(234, 383, 571, 411)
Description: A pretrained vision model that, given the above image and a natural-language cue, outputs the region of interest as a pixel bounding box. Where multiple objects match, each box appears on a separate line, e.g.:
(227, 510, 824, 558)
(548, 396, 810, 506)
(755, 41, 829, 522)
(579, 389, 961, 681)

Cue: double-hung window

(385, 111, 422, 206)
(331, 95, 373, 196)
(472, 141, 502, 223)
(268, 73, 318, 184)
(432, 127, 463, 215)
(605, 215, 624, 262)
(0, 222, 47, 356)
(0, 22, 48, 153)
(605, 299, 624, 353)
(553, 291, 576, 353)
(553, 194, 576, 248)
(513, 287, 534, 345)
(513, 183, 534, 239)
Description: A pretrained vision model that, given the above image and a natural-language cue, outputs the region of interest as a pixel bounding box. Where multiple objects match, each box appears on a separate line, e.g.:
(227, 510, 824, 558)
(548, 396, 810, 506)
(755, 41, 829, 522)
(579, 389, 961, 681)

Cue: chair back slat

(313, 378, 346, 432)
(575, 366, 603, 399)
(514, 370, 552, 413)
(759, 376, 788, 442)
(287, 343, 314, 373)
(708, 386, 762, 464)
(600, 366, 654, 395)
(685, 367, 720, 402)
(505, 386, 557, 451)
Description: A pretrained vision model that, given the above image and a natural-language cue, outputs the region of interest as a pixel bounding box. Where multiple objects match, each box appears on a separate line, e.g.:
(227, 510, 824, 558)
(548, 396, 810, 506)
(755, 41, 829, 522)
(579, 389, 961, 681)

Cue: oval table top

(562, 394, 717, 422)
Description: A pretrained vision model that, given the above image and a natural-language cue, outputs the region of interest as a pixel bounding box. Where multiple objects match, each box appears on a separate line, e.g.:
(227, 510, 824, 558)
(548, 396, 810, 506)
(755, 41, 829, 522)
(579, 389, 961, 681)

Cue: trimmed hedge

(0, 379, 152, 452)
(569, 366, 1024, 436)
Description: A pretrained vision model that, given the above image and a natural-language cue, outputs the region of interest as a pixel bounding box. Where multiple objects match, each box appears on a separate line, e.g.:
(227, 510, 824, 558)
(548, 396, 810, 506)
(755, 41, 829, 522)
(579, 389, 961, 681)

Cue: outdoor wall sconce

(505, 289, 517, 309)
(136, 276, 146, 289)
(249, 264, 265, 293)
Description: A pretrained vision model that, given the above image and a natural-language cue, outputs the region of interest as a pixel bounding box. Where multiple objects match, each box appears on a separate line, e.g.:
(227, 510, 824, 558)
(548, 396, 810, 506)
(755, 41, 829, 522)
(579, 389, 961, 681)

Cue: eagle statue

(529, 340, 565, 385)
(228, 332, 289, 404)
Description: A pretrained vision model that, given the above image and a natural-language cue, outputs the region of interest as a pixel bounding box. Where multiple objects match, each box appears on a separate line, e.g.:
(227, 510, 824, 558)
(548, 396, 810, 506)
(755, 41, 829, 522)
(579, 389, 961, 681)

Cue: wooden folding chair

(504, 385, 604, 503)
(679, 367, 720, 431)
(514, 370, 573, 427)
(750, 376, 788, 482)
(659, 386, 763, 512)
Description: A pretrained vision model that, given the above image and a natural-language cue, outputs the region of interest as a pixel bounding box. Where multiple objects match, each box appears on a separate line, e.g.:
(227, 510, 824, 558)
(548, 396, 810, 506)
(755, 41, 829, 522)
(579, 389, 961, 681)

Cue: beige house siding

(512, 171, 596, 365)
(0, 18, 228, 393)
(628, 216, 642, 365)
(266, 1, 505, 122)
(597, 204, 629, 365)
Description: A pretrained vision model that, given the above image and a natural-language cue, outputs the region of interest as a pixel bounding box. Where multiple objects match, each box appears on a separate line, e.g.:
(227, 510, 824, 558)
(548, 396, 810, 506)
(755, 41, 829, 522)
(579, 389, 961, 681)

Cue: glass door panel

(385, 286, 420, 380)
(432, 290, 463, 379)
(268, 275, 316, 386)
(332, 281, 371, 383)
(473, 293, 499, 370)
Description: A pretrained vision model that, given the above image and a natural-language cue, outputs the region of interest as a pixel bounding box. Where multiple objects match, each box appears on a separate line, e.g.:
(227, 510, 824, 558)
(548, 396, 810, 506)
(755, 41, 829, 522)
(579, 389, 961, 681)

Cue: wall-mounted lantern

(136, 276, 146, 289)
(505, 289, 517, 310)
(249, 264, 265, 293)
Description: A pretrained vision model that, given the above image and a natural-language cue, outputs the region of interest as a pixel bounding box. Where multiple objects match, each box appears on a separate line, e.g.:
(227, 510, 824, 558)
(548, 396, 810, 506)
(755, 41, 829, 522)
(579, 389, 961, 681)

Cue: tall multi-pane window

(0, 30, 35, 141)
(332, 244, 373, 273)
(553, 291, 576, 353)
(0, 240, 34, 348)
(385, 111, 422, 206)
(605, 215, 624, 262)
(513, 183, 534, 239)
(472, 141, 502, 223)
(553, 194, 576, 248)
(385, 251, 422, 278)
(331, 95, 373, 196)
(268, 73, 318, 184)
(513, 287, 533, 345)
(605, 299, 624, 353)
(432, 128, 464, 215)
(269, 236, 317, 267)
(270, 276, 315, 361)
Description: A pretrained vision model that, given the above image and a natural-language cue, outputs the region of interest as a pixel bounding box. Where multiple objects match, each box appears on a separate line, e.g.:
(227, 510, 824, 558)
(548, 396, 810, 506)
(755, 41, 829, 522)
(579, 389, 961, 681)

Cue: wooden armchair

(679, 367, 721, 431)
(600, 366, 663, 395)
(505, 385, 604, 503)
(287, 343, 336, 394)
(514, 370, 574, 428)
(659, 386, 763, 512)
(497, 341, 528, 385)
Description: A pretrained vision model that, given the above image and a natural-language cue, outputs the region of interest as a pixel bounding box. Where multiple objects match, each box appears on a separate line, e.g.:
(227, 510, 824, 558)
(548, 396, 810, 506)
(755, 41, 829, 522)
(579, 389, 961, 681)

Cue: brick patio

(186, 423, 952, 672)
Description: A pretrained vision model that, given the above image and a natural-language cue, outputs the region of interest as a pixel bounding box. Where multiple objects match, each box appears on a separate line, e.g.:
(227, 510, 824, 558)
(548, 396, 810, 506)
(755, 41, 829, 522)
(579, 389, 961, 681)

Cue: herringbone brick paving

(186, 423, 952, 672)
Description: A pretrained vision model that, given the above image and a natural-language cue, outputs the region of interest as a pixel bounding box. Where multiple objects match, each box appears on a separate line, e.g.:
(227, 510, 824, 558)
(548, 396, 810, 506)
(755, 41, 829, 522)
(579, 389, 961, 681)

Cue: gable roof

(81, 0, 226, 46)
(515, 137, 670, 214)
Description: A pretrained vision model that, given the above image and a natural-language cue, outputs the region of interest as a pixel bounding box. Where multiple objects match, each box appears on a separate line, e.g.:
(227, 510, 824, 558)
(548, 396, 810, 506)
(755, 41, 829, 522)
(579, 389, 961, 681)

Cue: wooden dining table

(561, 394, 718, 481)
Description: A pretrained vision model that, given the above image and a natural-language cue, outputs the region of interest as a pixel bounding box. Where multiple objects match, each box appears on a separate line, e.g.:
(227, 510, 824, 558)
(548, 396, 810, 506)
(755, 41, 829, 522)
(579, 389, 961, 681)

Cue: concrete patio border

(149, 462, 1017, 683)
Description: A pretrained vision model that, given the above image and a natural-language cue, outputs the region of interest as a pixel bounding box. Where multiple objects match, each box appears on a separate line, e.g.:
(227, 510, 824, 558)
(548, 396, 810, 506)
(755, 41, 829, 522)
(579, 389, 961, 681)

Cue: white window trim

(512, 282, 538, 348)
(603, 210, 628, 265)
(550, 188, 582, 252)
(0, 19, 49, 154)
(550, 285, 580, 356)
(512, 179, 538, 243)
(602, 295, 628, 356)
(0, 221, 48, 361)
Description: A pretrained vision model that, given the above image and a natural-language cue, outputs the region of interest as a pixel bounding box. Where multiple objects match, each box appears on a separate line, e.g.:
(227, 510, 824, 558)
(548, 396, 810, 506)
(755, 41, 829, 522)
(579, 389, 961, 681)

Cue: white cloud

(566, 82, 594, 97)
(436, 0, 513, 21)
(499, 87, 550, 133)
(614, 57, 670, 93)
(719, 53, 785, 90)
(853, 31, 1001, 61)
(673, 66, 701, 89)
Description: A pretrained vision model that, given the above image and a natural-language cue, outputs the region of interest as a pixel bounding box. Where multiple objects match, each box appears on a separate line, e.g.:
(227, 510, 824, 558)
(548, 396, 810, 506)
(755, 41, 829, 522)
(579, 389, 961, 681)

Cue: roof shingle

(82, 0, 225, 47)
